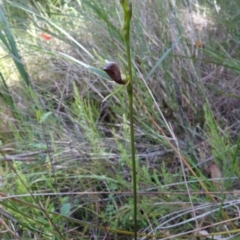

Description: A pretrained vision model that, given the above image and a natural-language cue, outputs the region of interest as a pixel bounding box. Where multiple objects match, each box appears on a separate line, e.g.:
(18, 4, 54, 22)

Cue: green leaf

(0, 3, 30, 86)
(60, 203, 71, 216)
(39, 112, 52, 123)
(146, 36, 181, 81)
(59, 52, 111, 80)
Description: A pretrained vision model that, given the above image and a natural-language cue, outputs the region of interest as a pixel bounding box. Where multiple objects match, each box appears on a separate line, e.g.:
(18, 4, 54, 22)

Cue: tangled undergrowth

(0, 0, 240, 239)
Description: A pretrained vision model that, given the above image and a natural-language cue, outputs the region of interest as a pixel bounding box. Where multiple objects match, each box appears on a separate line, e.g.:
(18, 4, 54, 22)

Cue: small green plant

(103, 1, 138, 238)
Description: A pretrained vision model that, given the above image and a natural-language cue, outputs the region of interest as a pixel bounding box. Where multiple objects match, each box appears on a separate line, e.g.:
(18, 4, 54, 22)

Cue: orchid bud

(103, 62, 128, 85)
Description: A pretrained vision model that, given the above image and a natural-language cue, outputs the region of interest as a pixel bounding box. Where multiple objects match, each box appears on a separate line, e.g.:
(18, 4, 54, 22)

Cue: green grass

(0, 0, 240, 239)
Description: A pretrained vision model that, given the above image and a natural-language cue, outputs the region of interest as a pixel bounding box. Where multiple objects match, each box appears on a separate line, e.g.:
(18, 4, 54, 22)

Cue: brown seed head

(103, 62, 126, 85)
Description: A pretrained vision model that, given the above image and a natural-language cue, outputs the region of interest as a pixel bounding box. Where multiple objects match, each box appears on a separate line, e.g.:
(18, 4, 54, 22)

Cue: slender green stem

(127, 80, 137, 240)
(124, 9, 137, 240)
(119, 1, 137, 238)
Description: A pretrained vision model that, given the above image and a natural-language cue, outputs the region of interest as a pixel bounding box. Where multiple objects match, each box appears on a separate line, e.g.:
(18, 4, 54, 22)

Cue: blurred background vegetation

(0, 0, 240, 239)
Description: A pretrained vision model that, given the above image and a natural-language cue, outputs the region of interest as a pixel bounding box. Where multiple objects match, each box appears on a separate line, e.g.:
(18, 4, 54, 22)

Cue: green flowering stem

(120, 1, 137, 239)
